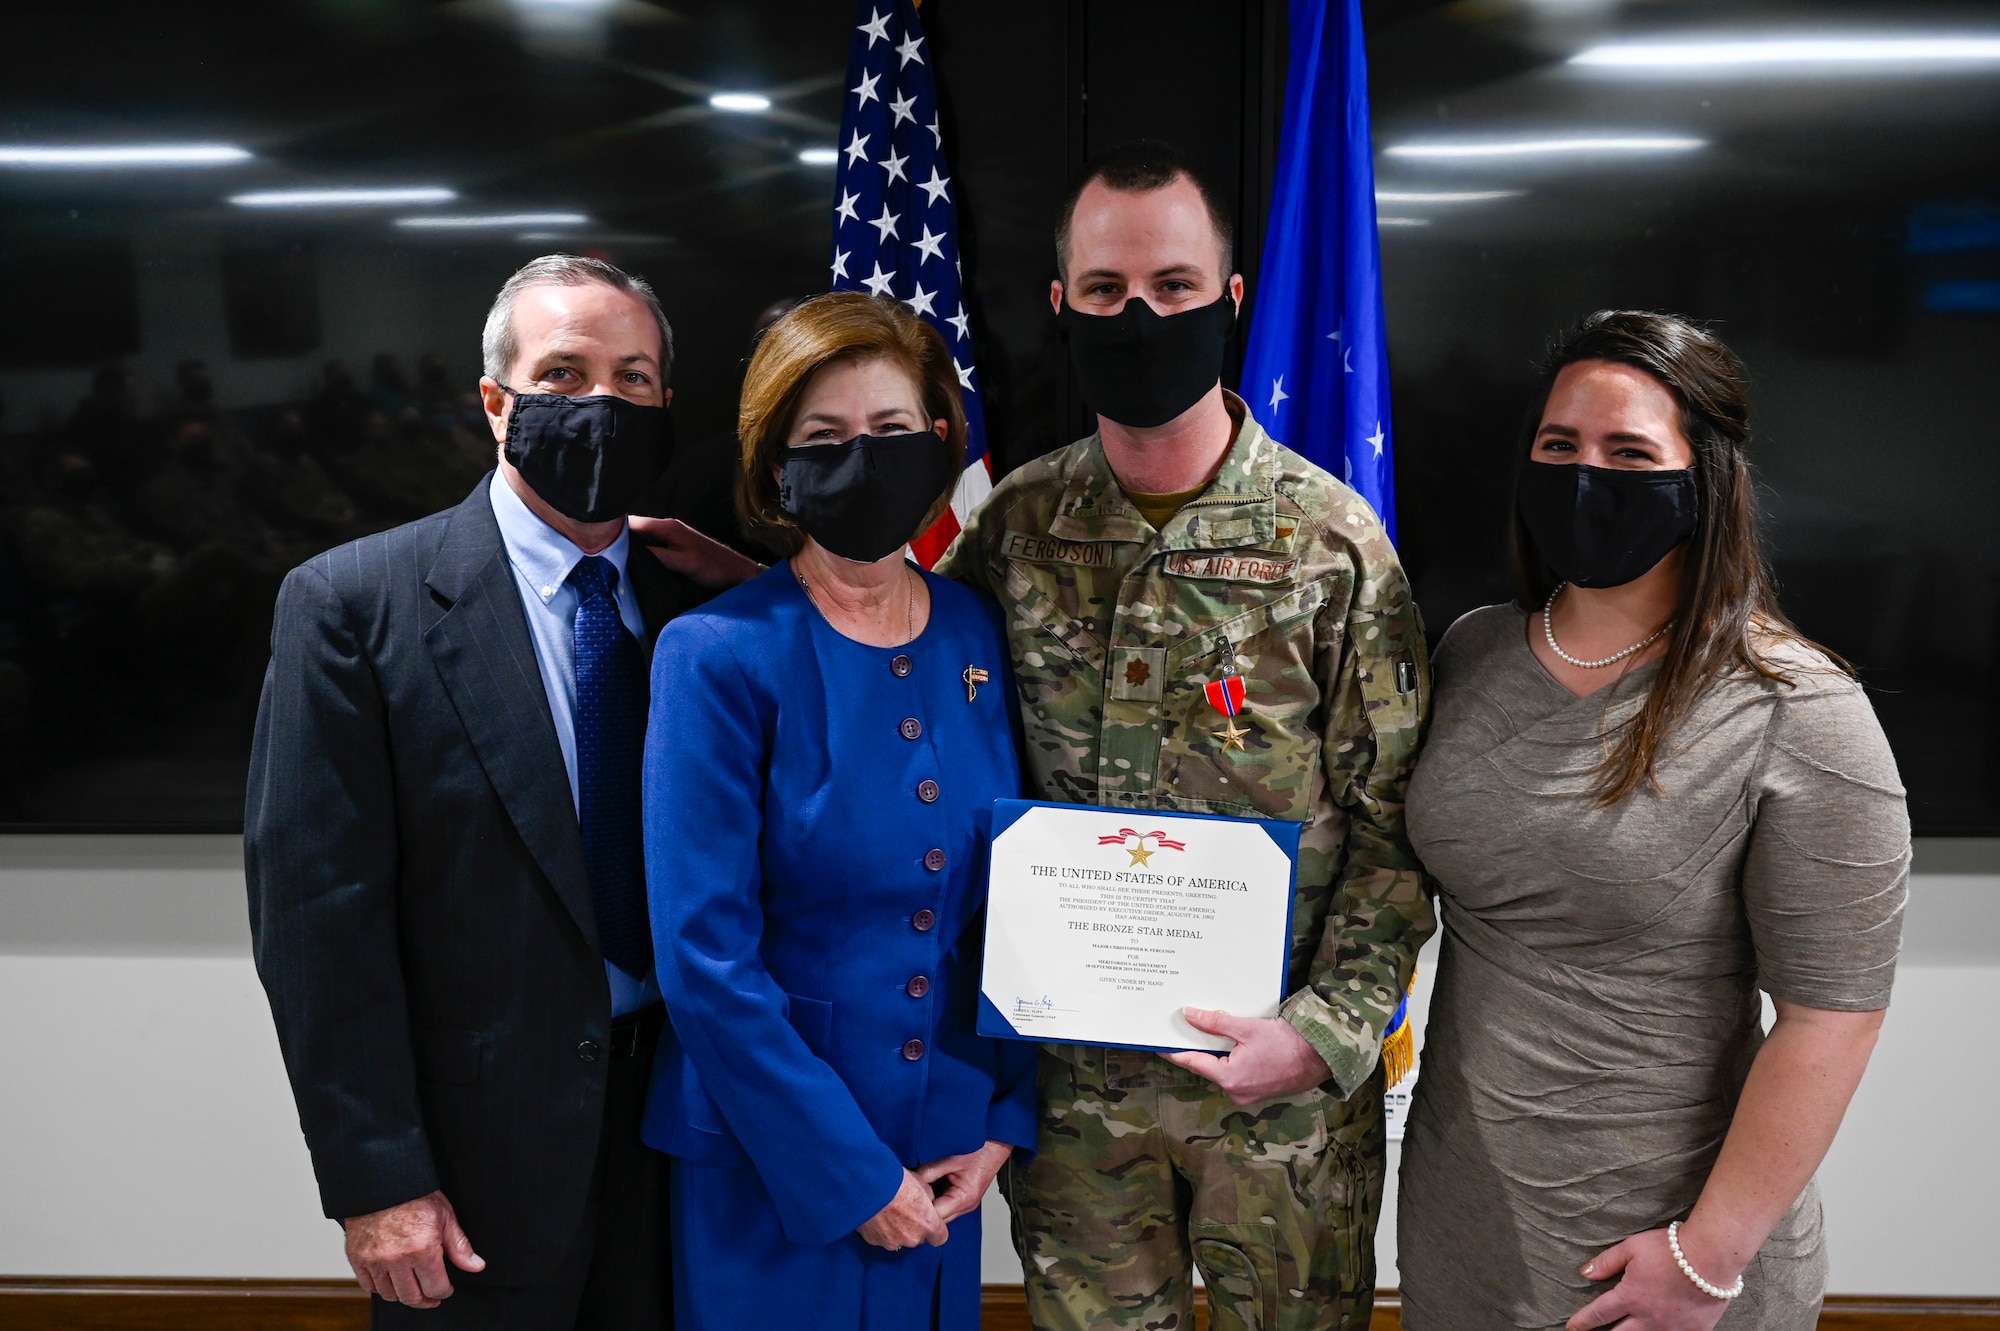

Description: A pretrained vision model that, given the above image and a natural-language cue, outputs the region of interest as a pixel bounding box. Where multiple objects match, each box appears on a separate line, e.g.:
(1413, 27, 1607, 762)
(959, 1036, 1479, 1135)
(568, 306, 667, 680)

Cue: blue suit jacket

(640, 563, 1038, 1248)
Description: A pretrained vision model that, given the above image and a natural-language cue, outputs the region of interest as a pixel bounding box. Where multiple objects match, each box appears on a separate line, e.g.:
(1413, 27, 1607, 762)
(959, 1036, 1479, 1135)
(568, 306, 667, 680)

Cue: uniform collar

(1048, 390, 1279, 551)
(488, 469, 632, 604)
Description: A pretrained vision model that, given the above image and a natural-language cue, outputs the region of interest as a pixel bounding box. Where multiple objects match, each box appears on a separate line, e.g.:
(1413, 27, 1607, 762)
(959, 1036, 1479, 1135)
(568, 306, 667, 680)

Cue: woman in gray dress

(1398, 311, 1908, 1331)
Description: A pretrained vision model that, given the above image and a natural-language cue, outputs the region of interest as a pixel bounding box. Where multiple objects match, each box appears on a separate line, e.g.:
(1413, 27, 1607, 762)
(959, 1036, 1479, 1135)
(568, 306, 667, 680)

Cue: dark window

(0, 237, 140, 366)
(1, 0, 1990, 835)
(1370, 2, 2000, 834)
(222, 241, 321, 359)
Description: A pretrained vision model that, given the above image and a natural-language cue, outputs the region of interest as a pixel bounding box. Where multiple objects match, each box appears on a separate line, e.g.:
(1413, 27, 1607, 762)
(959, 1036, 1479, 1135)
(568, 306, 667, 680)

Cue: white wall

(1, 834, 1995, 1293)
(0, 836, 342, 1278)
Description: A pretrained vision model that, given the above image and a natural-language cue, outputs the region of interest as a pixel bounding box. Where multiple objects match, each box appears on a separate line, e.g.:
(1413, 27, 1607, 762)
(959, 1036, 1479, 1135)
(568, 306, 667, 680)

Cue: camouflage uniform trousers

(1002, 1047, 1386, 1331)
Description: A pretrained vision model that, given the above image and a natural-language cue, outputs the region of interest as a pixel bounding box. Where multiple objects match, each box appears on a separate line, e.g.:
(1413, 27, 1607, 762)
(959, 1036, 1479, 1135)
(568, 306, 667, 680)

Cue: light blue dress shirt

(489, 473, 660, 1016)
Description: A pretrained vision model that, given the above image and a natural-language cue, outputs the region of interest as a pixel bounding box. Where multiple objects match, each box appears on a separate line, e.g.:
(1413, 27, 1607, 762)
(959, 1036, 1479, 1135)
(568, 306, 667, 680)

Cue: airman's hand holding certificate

(978, 800, 1300, 1053)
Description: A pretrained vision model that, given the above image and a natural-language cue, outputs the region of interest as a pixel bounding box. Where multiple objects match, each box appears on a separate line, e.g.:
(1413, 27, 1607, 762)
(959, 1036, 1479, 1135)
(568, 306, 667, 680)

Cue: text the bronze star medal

(1216, 717, 1250, 751)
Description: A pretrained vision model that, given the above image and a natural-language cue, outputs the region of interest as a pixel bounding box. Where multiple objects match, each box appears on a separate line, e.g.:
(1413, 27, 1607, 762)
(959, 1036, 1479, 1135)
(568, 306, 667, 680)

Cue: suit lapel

(422, 477, 597, 948)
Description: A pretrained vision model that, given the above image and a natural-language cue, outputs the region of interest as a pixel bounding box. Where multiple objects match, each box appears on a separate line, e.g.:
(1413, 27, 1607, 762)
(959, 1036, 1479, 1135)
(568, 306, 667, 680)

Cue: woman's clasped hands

(857, 1141, 1014, 1253)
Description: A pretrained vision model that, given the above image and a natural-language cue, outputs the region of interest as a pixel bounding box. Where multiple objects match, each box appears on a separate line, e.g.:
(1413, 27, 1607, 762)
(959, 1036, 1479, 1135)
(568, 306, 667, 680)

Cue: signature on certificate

(1013, 994, 1058, 1015)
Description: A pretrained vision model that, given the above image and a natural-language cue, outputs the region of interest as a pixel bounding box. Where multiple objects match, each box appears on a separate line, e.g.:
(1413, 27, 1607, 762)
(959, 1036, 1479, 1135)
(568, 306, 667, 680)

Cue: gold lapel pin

(962, 666, 990, 701)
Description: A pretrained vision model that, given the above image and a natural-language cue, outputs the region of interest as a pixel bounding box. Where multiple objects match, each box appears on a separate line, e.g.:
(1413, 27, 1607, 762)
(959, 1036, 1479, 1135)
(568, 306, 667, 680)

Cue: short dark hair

(1054, 139, 1234, 282)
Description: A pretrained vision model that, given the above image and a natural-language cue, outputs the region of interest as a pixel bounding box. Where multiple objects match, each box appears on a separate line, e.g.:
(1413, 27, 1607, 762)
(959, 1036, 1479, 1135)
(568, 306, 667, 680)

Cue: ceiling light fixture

(797, 147, 840, 166)
(1385, 135, 1705, 160)
(395, 212, 590, 229)
(1571, 35, 2000, 70)
(710, 93, 773, 113)
(231, 187, 457, 208)
(1377, 217, 1432, 228)
(0, 143, 253, 168)
(1375, 189, 1525, 204)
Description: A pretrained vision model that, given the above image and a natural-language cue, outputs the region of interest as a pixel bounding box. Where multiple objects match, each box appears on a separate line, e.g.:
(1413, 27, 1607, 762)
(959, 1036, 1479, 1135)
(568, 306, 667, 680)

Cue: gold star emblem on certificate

(1127, 843, 1155, 867)
(1215, 718, 1250, 751)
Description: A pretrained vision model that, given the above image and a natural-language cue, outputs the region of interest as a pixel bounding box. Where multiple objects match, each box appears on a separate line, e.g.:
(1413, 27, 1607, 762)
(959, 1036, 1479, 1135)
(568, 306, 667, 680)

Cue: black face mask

(501, 390, 675, 524)
(1055, 290, 1236, 429)
(779, 430, 957, 563)
(1516, 460, 1700, 589)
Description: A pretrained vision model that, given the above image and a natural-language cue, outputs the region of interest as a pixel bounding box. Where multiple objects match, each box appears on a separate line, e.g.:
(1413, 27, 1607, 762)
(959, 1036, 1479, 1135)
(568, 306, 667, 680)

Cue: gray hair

(480, 254, 675, 384)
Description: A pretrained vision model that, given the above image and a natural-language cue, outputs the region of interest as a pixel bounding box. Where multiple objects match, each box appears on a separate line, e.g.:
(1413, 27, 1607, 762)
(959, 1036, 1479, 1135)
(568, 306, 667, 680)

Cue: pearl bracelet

(1667, 1221, 1744, 1301)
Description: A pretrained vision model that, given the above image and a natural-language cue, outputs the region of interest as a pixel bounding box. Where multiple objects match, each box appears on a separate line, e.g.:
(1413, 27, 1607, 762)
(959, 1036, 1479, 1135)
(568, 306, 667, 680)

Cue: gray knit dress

(1397, 605, 1909, 1331)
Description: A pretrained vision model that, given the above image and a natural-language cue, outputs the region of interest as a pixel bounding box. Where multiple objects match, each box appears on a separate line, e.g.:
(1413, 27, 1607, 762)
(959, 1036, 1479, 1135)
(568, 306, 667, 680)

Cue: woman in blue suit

(641, 293, 1036, 1330)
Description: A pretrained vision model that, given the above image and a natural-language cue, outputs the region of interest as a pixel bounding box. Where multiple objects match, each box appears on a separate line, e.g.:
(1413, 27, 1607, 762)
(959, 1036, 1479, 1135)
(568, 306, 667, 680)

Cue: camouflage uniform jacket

(937, 393, 1434, 1097)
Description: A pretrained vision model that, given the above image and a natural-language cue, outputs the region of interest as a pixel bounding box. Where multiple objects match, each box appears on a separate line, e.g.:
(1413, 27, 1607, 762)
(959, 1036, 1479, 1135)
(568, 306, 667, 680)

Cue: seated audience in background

(1396, 310, 1909, 1331)
(640, 291, 1037, 1331)
(247, 253, 736, 1327)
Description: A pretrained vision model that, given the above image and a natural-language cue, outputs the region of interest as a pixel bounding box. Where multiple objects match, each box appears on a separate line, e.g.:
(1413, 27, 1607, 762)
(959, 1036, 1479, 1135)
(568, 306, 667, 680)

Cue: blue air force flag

(830, 0, 991, 566)
(1239, 0, 1398, 541)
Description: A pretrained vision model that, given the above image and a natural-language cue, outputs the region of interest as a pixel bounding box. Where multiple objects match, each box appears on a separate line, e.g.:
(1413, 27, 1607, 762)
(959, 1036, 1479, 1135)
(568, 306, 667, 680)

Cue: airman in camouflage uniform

(937, 386, 1433, 1330)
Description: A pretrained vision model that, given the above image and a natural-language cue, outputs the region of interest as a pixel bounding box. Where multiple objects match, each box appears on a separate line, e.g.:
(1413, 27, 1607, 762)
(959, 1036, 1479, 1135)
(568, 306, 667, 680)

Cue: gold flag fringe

(1381, 963, 1417, 1089)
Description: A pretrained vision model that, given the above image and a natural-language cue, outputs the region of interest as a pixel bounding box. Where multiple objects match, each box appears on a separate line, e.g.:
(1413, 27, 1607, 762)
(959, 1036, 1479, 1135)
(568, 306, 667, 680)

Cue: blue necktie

(568, 555, 652, 979)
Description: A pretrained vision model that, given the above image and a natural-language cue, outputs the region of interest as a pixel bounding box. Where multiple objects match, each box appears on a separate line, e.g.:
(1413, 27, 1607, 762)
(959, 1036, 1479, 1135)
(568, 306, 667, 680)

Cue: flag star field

(831, 0, 992, 562)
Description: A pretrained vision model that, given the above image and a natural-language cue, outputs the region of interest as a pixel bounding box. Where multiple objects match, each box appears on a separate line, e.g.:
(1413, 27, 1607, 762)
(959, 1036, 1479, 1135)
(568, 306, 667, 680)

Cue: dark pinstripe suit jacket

(245, 474, 689, 1280)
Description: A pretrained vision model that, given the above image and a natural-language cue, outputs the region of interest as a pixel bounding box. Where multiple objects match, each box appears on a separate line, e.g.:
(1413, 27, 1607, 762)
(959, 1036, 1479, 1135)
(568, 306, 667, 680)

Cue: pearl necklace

(1541, 584, 1669, 670)
(795, 561, 918, 647)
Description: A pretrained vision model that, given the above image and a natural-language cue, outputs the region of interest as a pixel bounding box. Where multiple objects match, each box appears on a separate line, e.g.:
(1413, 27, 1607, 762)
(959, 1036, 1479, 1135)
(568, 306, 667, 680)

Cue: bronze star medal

(1203, 640, 1252, 752)
(1127, 841, 1155, 867)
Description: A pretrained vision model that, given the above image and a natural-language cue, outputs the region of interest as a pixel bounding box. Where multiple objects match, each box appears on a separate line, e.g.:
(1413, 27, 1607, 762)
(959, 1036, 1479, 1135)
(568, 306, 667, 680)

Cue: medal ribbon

(1203, 674, 1246, 717)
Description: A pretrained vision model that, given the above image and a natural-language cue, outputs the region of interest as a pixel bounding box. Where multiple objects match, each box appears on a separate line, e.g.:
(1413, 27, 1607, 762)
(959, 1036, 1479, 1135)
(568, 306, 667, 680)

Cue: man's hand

(343, 1191, 485, 1308)
(1160, 1007, 1332, 1106)
(1565, 1228, 1734, 1331)
(857, 1168, 951, 1252)
(628, 515, 763, 590)
(917, 1140, 1014, 1226)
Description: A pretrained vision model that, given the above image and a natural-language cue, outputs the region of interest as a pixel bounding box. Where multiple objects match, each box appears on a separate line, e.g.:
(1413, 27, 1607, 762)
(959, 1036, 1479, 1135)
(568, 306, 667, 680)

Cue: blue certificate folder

(976, 798, 1302, 1055)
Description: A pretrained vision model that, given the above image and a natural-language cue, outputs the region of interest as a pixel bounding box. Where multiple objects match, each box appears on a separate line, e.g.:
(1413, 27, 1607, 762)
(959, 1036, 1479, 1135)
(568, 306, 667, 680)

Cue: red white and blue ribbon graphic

(1097, 828, 1188, 852)
(1203, 675, 1247, 717)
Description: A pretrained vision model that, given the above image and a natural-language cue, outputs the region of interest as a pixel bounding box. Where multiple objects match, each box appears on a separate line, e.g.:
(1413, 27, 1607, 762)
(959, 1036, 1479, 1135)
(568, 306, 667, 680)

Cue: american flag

(828, 0, 991, 567)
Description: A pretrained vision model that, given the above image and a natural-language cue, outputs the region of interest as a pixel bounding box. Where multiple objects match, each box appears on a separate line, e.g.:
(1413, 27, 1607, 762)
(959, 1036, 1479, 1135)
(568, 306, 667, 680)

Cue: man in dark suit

(247, 254, 756, 1327)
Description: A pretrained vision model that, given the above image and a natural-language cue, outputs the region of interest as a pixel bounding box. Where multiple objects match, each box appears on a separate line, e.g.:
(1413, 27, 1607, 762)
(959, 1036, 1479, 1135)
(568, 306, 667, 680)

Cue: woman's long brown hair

(1510, 310, 1846, 805)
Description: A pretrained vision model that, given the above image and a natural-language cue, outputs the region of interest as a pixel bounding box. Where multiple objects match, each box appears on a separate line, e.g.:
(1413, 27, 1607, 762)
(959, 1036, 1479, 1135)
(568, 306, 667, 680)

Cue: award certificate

(978, 799, 1300, 1053)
